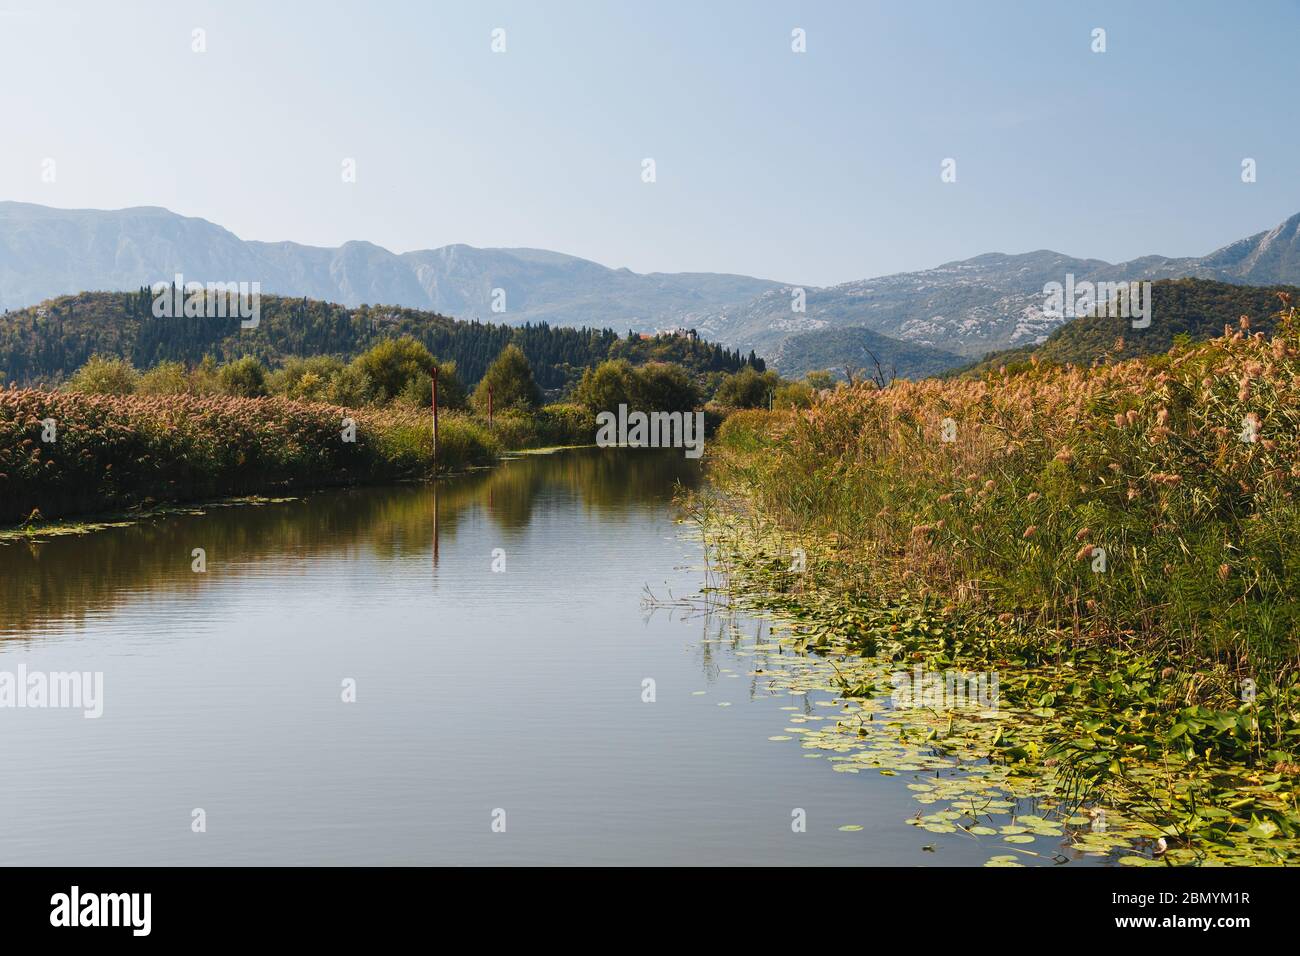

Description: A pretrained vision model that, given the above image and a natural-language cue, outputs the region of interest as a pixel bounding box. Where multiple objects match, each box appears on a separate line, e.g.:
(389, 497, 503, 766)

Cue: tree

(473, 344, 540, 412)
(137, 361, 189, 395)
(398, 361, 467, 411)
(714, 367, 780, 408)
(351, 336, 436, 403)
(65, 355, 138, 395)
(574, 359, 637, 412)
(323, 364, 371, 407)
(217, 356, 268, 397)
(633, 362, 699, 413)
(804, 370, 836, 391)
(269, 355, 343, 399)
(432, 360, 468, 410)
(189, 355, 221, 396)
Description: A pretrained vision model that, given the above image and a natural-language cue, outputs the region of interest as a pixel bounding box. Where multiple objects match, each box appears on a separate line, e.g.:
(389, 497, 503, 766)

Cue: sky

(2, 0, 1299, 287)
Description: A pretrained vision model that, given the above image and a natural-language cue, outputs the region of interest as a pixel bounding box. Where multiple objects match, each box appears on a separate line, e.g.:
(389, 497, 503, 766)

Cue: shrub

(352, 336, 436, 404)
(773, 382, 815, 409)
(714, 367, 780, 408)
(574, 359, 637, 412)
(634, 362, 699, 412)
(473, 344, 540, 412)
(137, 361, 190, 396)
(217, 356, 268, 397)
(65, 355, 139, 396)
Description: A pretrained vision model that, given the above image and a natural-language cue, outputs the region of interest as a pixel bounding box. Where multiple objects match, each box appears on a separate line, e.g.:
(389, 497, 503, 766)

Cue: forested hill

(957, 278, 1300, 376)
(0, 290, 764, 388)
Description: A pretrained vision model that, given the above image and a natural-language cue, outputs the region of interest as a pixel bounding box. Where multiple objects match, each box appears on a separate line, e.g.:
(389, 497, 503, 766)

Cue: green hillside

(959, 278, 1300, 376)
(0, 290, 762, 390)
(771, 324, 966, 380)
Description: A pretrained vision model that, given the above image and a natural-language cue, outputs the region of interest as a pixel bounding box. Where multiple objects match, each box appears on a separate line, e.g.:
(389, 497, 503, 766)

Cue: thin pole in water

(431, 365, 439, 464)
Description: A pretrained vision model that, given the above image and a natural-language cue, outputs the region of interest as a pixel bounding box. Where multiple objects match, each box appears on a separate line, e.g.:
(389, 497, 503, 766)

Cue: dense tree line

(0, 290, 763, 390)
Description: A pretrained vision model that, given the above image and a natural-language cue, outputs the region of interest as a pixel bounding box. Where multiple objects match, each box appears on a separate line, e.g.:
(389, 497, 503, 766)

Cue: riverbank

(0, 387, 593, 526)
(699, 307, 1300, 864)
(687, 491, 1300, 865)
(711, 306, 1300, 680)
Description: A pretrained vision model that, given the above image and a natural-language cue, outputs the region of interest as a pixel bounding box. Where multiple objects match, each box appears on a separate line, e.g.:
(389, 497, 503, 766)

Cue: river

(1, 447, 1008, 865)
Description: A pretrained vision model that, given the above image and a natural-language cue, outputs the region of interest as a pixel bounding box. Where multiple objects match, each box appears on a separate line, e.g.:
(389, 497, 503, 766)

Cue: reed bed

(0, 390, 503, 524)
(714, 305, 1300, 679)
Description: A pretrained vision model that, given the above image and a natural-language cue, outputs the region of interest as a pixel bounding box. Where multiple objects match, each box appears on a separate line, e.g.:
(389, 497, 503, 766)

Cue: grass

(0, 388, 594, 525)
(711, 303, 1300, 681)
(698, 301, 1300, 864)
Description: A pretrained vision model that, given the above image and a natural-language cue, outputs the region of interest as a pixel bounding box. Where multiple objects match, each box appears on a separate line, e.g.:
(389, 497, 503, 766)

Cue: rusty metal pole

(431, 365, 439, 464)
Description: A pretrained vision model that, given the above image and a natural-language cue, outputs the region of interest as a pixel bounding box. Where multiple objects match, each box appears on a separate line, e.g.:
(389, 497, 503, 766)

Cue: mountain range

(0, 201, 782, 333)
(696, 212, 1300, 363)
(956, 278, 1300, 378)
(4, 201, 1300, 376)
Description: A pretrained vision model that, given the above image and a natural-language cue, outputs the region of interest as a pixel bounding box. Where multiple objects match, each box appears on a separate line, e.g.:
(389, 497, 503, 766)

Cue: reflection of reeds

(712, 305, 1300, 678)
(0, 447, 701, 637)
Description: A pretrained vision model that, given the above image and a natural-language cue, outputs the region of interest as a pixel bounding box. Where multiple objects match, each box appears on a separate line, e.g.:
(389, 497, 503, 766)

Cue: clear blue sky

(2, 0, 1297, 287)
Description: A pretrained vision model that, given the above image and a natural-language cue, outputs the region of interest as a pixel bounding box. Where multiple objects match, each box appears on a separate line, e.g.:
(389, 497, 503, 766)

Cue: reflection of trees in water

(485, 447, 700, 530)
(0, 448, 701, 637)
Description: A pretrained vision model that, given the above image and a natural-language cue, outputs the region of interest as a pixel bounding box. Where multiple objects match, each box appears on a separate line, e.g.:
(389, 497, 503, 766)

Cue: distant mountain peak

(694, 210, 1300, 364)
(4, 201, 1300, 375)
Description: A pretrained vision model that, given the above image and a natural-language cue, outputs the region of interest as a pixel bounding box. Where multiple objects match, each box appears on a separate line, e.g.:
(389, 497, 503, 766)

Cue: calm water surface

(1, 448, 1016, 865)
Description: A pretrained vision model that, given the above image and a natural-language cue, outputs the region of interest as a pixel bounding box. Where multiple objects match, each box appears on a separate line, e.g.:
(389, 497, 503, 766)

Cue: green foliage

(351, 336, 434, 403)
(713, 305, 1300, 686)
(633, 362, 699, 413)
(266, 356, 371, 406)
(136, 361, 189, 396)
(714, 367, 781, 408)
(774, 381, 815, 409)
(400, 360, 469, 411)
(0, 291, 757, 392)
(696, 487, 1300, 864)
(804, 370, 836, 391)
(607, 330, 764, 375)
(486, 404, 594, 450)
(189, 355, 221, 396)
(65, 354, 139, 395)
(574, 359, 699, 413)
(574, 359, 638, 411)
(536, 403, 596, 444)
(216, 356, 268, 398)
(962, 278, 1300, 376)
(473, 344, 540, 412)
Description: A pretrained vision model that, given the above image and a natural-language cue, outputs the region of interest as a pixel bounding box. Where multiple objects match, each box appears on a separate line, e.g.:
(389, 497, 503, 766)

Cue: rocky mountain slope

(695, 212, 1300, 360)
(0, 202, 782, 331)
(6, 201, 1300, 373)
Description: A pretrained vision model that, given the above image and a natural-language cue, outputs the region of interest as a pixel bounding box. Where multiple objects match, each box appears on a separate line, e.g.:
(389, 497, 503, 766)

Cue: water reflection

(0, 444, 1005, 866)
(0, 447, 701, 638)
